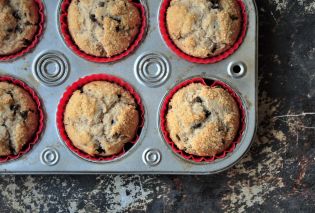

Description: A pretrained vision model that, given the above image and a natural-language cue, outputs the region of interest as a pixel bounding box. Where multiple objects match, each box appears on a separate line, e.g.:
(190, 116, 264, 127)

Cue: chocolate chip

(13, 11, 21, 20)
(210, 0, 220, 9)
(111, 120, 115, 125)
(10, 104, 20, 116)
(113, 132, 120, 139)
(96, 146, 105, 154)
(230, 14, 239, 21)
(115, 26, 120, 32)
(192, 123, 202, 129)
(8, 26, 22, 33)
(176, 134, 181, 141)
(10, 104, 20, 111)
(25, 21, 32, 26)
(15, 26, 23, 33)
(99, 2, 105, 7)
(23, 39, 31, 46)
(117, 94, 121, 99)
(90, 14, 97, 22)
(193, 97, 203, 103)
(211, 44, 218, 54)
(20, 111, 28, 120)
(79, 87, 84, 93)
(204, 110, 211, 119)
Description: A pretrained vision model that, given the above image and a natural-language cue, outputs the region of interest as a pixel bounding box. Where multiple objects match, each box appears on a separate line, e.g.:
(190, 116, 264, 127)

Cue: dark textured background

(1, 0, 315, 212)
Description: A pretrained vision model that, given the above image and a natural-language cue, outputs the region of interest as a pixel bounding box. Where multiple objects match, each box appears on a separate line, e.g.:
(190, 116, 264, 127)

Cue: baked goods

(166, 83, 240, 156)
(166, 0, 241, 58)
(0, 0, 39, 56)
(0, 82, 39, 156)
(67, 0, 141, 57)
(64, 81, 139, 156)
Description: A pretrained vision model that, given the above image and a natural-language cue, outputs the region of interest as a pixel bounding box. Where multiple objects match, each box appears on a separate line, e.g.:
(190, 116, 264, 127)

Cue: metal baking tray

(0, 0, 257, 174)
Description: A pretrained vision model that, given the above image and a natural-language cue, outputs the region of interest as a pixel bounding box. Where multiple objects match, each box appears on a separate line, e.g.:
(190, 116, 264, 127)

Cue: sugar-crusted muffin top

(0, 0, 39, 56)
(166, 83, 240, 157)
(68, 0, 141, 57)
(64, 81, 140, 157)
(0, 82, 39, 156)
(166, 0, 241, 58)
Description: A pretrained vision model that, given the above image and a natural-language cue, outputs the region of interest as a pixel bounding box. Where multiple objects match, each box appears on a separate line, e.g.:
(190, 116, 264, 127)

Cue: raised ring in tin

(134, 52, 170, 87)
(33, 51, 70, 86)
(40, 148, 59, 166)
(142, 148, 161, 166)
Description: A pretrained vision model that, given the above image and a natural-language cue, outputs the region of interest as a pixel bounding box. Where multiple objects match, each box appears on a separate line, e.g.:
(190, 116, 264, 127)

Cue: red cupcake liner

(160, 77, 246, 163)
(56, 74, 145, 162)
(0, 0, 45, 61)
(159, 0, 248, 64)
(59, 0, 147, 63)
(0, 76, 45, 163)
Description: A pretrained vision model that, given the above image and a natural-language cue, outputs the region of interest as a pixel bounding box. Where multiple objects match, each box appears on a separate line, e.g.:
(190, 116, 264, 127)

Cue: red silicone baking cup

(56, 74, 145, 162)
(59, 0, 147, 63)
(0, 0, 45, 61)
(0, 76, 45, 163)
(160, 77, 246, 163)
(159, 0, 248, 64)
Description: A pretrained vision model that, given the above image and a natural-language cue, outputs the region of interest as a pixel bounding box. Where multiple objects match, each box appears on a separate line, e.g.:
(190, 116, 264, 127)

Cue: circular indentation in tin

(134, 52, 170, 87)
(33, 51, 70, 86)
(228, 62, 247, 78)
(142, 149, 161, 166)
(40, 148, 59, 166)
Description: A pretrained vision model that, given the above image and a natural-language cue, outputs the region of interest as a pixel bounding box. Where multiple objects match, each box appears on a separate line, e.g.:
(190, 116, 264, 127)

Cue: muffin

(64, 81, 139, 156)
(0, 82, 39, 156)
(166, 83, 240, 157)
(67, 0, 141, 57)
(166, 0, 241, 58)
(0, 0, 39, 56)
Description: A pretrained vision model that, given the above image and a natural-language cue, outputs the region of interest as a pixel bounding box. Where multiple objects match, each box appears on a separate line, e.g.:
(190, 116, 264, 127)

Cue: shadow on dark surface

(0, 1, 315, 212)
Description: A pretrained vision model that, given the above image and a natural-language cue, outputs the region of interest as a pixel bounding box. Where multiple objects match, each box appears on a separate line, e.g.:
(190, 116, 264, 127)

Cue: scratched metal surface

(0, 0, 257, 174)
(1, 0, 313, 212)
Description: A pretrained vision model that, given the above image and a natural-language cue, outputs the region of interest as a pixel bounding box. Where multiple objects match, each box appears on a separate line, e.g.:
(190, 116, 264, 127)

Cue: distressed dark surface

(1, 0, 315, 212)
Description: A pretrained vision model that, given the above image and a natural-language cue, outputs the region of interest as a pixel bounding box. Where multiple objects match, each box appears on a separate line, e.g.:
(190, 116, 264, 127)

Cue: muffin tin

(0, 0, 257, 174)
